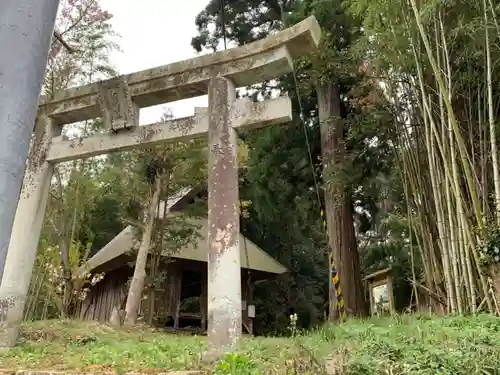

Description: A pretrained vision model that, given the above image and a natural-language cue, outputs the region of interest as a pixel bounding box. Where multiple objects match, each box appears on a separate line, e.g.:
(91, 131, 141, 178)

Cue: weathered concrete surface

(0, 0, 60, 284)
(97, 76, 139, 131)
(41, 46, 292, 125)
(37, 15, 320, 125)
(207, 77, 241, 355)
(0, 116, 59, 347)
(46, 96, 292, 163)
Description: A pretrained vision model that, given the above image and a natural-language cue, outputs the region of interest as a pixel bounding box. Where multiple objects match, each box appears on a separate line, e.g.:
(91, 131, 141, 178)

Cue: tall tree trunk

(53, 166, 75, 318)
(317, 81, 366, 317)
(124, 175, 162, 326)
(147, 192, 170, 326)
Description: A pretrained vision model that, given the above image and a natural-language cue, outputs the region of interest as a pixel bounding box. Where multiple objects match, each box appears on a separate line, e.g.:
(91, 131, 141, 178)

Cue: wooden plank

(46, 96, 292, 163)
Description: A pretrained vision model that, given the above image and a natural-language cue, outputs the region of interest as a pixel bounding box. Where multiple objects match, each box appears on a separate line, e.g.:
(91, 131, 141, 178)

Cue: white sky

(99, 0, 211, 124)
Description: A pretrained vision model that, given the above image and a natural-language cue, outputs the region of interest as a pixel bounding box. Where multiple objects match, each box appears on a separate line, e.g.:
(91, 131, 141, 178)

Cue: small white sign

(248, 304, 255, 318)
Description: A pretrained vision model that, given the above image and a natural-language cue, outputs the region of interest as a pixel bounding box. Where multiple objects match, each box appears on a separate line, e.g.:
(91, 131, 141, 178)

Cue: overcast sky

(99, 0, 211, 124)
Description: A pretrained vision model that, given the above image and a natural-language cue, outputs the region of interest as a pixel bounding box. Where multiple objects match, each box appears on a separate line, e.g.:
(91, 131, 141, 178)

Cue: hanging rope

(220, 0, 228, 50)
(279, 0, 346, 321)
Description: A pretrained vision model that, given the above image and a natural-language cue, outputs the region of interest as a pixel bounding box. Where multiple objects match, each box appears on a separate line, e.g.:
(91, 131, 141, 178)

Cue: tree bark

(317, 81, 366, 317)
(53, 167, 75, 318)
(123, 175, 162, 326)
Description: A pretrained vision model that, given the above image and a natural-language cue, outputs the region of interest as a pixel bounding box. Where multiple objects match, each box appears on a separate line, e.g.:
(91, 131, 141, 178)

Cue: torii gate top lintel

(38, 16, 321, 125)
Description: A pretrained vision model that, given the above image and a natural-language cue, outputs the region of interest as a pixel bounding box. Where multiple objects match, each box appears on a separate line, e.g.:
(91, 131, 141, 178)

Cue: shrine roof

(79, 187, 288, 277)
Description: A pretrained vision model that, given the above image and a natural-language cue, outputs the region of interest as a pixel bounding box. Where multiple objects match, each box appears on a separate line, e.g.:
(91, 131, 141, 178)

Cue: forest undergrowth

(1, 314, 500, 374)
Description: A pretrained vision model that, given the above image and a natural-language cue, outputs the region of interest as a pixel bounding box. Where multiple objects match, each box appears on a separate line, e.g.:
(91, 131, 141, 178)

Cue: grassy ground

(1, 314, 500, 374)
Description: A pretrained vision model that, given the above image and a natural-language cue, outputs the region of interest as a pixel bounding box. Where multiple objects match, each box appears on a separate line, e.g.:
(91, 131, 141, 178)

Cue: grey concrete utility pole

(0, 0, 60, 282)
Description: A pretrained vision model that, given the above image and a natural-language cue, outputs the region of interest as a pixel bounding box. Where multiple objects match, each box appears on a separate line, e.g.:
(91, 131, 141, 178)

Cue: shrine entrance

(0, 16, 321, 356)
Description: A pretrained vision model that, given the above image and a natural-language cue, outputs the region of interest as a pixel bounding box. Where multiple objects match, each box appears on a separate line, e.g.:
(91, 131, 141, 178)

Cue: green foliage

(347, 0, 500, 309)
(240, 124, 328, 333)
(27, 0, 121, 320)
(5, 316, 500, 374)
(477, 228, 500, 267)
(44, 0, 119, 97)
(307, 314, 500, 374)
(1, 320, 206, 372)
(191, 0, 295, 52)
(214, 353, 260, 375)
(192, 0, 399, 329)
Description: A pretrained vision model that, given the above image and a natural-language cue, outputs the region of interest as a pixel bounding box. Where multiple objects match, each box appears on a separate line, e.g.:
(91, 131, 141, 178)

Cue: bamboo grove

(351, 0, 500, 314)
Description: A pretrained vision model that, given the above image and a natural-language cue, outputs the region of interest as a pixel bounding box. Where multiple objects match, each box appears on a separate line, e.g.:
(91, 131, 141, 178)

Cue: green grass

(2, 314, 500, 374)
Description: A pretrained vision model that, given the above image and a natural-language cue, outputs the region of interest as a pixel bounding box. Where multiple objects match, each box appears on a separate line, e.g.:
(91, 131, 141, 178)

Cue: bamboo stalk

(461, 213, 477, 312)
(487, 0, 500, 39)
(483, 0, 500, 225)
(479, 89, 488, 217)
(439, 11, 463, 313)
(409, 0, 484, 233)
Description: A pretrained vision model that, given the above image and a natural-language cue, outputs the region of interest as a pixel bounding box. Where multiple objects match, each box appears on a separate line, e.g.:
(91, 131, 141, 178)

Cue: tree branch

(53, 30, 76, 54)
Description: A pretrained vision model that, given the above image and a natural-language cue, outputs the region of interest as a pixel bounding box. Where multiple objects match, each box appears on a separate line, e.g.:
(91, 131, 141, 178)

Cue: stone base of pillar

(0, 292, 24, 347)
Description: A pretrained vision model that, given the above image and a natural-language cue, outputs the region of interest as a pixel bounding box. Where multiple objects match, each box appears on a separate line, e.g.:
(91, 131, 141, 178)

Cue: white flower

(495, 256, 500, 262)
(78, 290, 87, 300)
(494, 247, 499, 254)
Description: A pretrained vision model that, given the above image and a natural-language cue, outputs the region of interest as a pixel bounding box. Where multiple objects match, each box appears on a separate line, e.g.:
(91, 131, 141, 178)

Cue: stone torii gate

(0, 16, 321, 354)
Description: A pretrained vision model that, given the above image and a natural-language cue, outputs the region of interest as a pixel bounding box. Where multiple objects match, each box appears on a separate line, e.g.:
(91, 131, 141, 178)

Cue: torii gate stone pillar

(0, 16, 321, 354)
(207, 76, 242, 353)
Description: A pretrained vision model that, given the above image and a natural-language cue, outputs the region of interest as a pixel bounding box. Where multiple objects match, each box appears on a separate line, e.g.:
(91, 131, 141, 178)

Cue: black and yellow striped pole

(320, 208, 346, 321)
